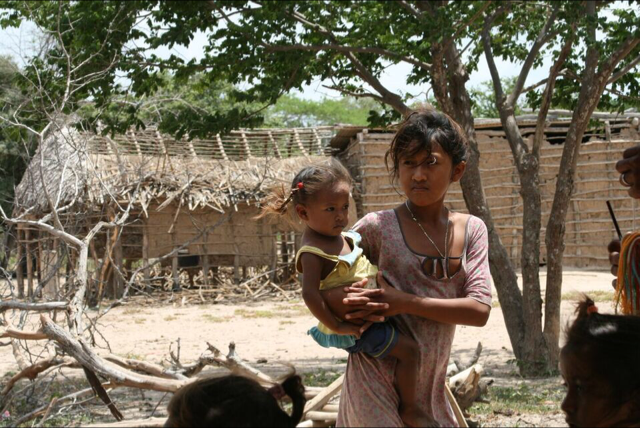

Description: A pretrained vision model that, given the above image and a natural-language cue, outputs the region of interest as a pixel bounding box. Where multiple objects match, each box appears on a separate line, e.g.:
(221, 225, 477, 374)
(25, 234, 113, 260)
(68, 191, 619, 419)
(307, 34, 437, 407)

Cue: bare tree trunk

(543, 3, 640, 367)
(544, 76, 602, 366)
(435, 40, 526, 361)
(502, 114, 550, 373)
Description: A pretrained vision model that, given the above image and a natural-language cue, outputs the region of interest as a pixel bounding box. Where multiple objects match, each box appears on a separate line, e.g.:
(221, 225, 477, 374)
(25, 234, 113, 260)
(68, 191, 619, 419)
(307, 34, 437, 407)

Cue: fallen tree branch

(106, 355, 185, 381)
(0, 327, 48, 341)
(40, 314, 187, 393)
(0, 301, 68, 313)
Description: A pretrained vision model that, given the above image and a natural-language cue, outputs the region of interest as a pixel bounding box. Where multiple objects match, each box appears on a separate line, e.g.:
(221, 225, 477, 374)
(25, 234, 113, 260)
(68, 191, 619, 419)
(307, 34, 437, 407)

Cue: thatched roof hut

(13, 122, 350, 299)
(14, 124, 336, 215)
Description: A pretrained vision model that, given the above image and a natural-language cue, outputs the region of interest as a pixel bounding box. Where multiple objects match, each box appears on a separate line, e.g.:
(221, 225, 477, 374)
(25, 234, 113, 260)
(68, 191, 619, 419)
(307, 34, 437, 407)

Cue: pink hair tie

(297, 182, 304, 190)
(587, 304, 599, 315)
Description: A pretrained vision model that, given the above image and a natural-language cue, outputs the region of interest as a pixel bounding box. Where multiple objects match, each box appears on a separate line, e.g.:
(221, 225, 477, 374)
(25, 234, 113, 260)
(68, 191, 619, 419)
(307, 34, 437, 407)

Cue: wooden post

(89, 238, 100, 303)
(293, 129, 308, 155)
(171, 231, 180, 292)
(270, 227, 279, 282)
(142, 222, 151, 292)
(312, 128, 323, 155)
(98, 227, 114, 301)
(240, 131, 252, 159)
(201, 231, 209, 288)
(37, 236, 44, 298)
(42, 240, 60, 299)
(16, 228, 24, 298)
(229, 215, 241, 285)
(172, 251, 180, 292)
(25, 228, 33, 298)
(53, 239, 60, 295)
(281, 233, 290, 279)
(216, 134, 228, 160)
(268, 131, 282, 159)
(112, 227, 124, 298)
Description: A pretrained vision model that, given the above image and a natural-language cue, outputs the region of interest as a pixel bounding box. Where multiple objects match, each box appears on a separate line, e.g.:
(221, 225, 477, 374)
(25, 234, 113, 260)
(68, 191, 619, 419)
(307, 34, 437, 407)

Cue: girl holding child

(262, 109, 492, 427)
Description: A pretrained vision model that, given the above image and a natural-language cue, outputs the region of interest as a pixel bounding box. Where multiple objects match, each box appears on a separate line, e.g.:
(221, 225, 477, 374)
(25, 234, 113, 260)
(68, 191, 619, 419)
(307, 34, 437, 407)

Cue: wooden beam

(216, 134, 228, 160)
(112, 227, 124, 298)
(267, 131, 282, 159)
(303, 374, 344, 415)
(16, 227, 24, 298)
(127, 129, 143, 158)
(201, 232, 209, 289)
(142, 222, 151, 292)
(294, 129, 308, 155)
(312, 128, 323, 155)
(25, 228, 33, 298)
(241, 131, 252, 159)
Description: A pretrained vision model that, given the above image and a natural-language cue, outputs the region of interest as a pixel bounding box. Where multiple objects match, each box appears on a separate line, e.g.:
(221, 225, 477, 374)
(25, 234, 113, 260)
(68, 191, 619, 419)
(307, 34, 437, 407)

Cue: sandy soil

(0, 269, 617, 426)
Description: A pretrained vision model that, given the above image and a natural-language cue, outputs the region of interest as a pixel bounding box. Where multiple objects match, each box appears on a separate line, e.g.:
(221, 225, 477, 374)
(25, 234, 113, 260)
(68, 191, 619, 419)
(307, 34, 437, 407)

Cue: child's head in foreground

(164, 374, 305, 427)
(260, 157, 353, 237)
(385, 109, 468, 207)
(560, 297, 640, 427)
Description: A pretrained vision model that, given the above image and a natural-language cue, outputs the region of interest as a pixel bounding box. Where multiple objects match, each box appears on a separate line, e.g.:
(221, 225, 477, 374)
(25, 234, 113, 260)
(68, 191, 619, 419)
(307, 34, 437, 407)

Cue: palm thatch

(14, 124, 334, 216)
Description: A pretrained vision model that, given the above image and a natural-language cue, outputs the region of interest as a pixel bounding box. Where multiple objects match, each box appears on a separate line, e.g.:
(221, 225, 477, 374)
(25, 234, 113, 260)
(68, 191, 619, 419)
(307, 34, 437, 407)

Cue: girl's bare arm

(343, 273, 490, 327)
(300, 253, 368, 336)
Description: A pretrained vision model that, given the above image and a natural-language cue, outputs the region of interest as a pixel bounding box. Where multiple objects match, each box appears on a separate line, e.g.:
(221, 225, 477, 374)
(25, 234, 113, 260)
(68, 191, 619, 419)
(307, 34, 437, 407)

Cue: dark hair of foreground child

(560, 297, 640, 427)
(164, 374, 306, 427)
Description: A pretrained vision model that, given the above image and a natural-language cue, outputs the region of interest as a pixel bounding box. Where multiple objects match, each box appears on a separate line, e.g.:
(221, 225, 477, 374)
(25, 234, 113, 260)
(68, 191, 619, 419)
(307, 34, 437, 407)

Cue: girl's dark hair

(259, 157, 352, 218)
(564, 297, 640, 405)
(165, 374, 306, 428)
(385, 109, 469, 179)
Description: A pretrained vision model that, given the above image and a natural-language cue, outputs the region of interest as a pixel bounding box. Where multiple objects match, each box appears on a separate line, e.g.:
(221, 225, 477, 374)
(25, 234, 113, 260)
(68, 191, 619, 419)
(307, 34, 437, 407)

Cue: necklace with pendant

(405, 201, 450, 279)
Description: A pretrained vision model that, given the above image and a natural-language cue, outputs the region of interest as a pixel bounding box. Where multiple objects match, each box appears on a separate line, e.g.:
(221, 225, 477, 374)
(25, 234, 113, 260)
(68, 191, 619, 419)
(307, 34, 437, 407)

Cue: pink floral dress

(337, 210, 492, 427)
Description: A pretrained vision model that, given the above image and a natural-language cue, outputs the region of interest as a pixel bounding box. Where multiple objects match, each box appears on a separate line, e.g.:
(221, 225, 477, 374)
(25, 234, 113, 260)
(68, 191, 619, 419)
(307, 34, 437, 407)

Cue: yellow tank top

(295, 231, 378, 335)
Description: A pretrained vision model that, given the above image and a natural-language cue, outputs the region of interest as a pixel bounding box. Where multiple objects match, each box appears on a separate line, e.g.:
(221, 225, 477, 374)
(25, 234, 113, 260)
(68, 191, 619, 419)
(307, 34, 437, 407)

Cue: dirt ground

(0, 269, 618, 427)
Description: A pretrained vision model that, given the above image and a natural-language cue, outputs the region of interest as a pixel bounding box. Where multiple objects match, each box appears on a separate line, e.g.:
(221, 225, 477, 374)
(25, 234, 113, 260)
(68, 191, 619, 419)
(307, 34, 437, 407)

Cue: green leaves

(1, 0, 638, 138)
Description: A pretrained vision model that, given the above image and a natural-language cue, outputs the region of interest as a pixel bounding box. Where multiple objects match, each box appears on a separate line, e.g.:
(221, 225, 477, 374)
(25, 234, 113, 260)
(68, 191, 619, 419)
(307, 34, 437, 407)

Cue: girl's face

(295, 181, 351, 237)
(560, 347, 635, 427)
(397, 141, 466, 207)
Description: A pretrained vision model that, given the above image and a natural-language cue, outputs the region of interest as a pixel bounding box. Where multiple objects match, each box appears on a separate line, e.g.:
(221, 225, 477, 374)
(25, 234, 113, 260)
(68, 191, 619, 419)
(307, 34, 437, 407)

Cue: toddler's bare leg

(388, 334, 439, 427)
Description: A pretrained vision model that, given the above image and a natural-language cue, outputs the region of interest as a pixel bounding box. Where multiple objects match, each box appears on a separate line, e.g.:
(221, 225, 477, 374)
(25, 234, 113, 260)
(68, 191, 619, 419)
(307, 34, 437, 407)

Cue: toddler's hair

(385, 109, 468, 179)
(164, 374, 306, 427)
(259, 157, 352, 218)
(564, 296, 640, 405)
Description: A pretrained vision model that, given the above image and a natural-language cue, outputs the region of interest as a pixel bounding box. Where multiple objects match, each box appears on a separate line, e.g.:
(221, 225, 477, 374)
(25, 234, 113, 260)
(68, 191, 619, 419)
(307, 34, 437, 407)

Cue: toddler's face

(560, 347, 632, 427)
(296, 181, 351, 237)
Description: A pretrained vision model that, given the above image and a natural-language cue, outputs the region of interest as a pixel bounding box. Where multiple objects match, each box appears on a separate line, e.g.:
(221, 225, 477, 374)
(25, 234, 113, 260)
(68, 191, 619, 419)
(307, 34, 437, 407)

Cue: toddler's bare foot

(400, 403, 439, 428)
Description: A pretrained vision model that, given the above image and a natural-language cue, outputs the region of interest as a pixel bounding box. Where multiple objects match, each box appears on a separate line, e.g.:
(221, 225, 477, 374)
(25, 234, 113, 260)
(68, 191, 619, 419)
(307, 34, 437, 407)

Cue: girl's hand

(609, 238, 621, 290)
(343, 272, 412, 320)
(333, 321, 373, 338)
(321, 282, 386, 323)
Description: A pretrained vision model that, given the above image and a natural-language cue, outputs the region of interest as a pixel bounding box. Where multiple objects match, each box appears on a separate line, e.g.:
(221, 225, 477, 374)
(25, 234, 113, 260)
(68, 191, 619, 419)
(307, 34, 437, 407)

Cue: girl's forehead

(401, 140, 444, 157)
(315, 182, 350, 198)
